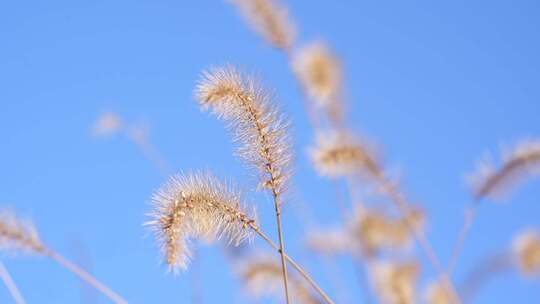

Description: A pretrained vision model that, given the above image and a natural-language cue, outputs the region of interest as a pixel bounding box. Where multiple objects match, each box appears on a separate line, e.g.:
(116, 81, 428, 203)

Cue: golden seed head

(423, 280, 454, 304)
(512, 229, 540, 276)
(371, 260, 420, 304)
(0, 211, 46, 255)
(293, 42, 343, 119)
(310, 131, 381, 179)
(195, 66, 292, 196)
(349, 206, 422, 257)
(469, 139, 540, 200)
(146, 172, 256, 272)
(231, 0, 295, 50)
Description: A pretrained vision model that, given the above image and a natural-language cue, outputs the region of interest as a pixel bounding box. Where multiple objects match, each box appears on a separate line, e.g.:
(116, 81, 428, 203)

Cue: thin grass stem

(0, 261, 25, 304)
(47, 250, 128, 304)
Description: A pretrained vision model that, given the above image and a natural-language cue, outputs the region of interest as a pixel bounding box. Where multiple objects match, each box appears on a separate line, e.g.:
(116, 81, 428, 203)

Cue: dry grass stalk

(238, 254, 322, 303)
(147, 172, 255, 272)
(512, 229, 540, 276)
(293, 43, 343, 124)
(0, 261, 25, 304)
(230, 0, 295, 50)
(310, 131, 381, 179)
(0, 211, 127, 304)
(195, 65, 293, 302)
(371, 260, 420, 304)
(92, 112, 171, 175)
(469, 140, 540, 200)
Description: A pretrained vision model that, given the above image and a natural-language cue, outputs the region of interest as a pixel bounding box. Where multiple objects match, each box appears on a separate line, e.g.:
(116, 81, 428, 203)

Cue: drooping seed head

(469, 139, 540, 201)
(146, 172, 256, 272)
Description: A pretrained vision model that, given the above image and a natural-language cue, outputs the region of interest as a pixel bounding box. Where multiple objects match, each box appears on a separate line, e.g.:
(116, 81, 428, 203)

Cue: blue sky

(1, 0, 539, 303)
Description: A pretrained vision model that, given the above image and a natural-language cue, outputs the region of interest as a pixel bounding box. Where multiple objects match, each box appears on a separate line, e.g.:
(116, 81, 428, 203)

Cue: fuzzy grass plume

(195, 65, 294, 302)
(0, 211, 45, 255)
(147, 171, 256, 272)
(293, 43, 343, 122)
(349, 207, 424, 257)
(230, 0, 295, 50)
(371, 260, 420, 304)
(238, 254, 321, 304)
(469, 139, 540, 200)
(195, 66, 292, 195)
(310, 131, 381, 179)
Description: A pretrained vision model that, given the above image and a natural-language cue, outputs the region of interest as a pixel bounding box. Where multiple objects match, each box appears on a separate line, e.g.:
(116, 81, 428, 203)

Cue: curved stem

(0, 261, 25, 304)
(250, 224, 335, 304)
(47, 250, 127, 304)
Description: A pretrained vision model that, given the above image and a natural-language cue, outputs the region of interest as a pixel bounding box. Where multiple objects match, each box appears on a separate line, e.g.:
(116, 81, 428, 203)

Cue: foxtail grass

(147, 171, 334, 304)
(195, 65, 293, 303)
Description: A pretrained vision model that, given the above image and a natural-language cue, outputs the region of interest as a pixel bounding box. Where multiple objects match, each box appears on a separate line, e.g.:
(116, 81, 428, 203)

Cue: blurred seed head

(512, 229, 540, 276)
(91, 112, 123, 137)
(237, 254, 321, 303)
(293, 43, 343, 121)
(469, 139, 540, 201)
(146, 172, 256, 272)
(310, 131, 381, 179)
(423, 280, 454, 304)
(195, 66, 292, 196)
(231, 0, 295, 50)
(305, 228, 351, 256)
(349, 206, 423, 257)
(371, 260, 420, 304)
(0, 211, 46, 255)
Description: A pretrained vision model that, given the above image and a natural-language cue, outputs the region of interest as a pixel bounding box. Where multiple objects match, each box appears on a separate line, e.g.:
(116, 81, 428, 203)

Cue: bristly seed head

(146, 172, 256, 272)
(195, 66, 292, 197)
(0, 211, 46, 255)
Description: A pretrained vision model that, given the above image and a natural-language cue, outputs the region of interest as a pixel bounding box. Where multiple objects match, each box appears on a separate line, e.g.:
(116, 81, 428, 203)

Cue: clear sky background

(1, 1, 539, 303)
